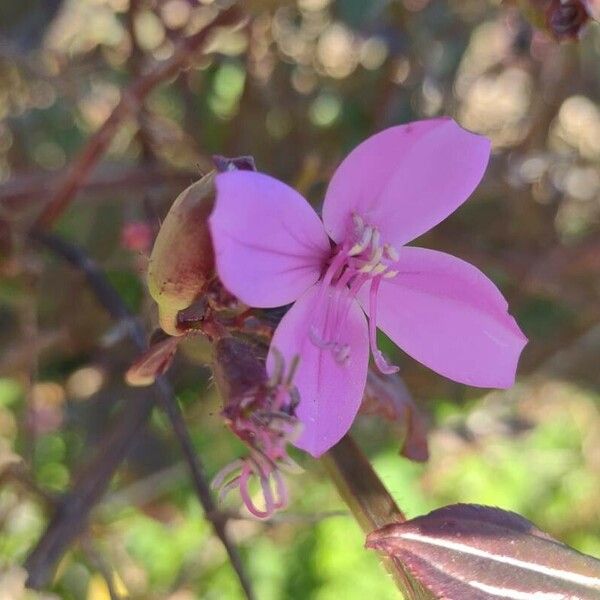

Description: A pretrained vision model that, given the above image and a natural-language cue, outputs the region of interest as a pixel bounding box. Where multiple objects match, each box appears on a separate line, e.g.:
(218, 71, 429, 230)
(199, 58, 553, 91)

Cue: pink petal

(210, 171, 330, 308)
(322, 118, 491, 248)
(267, 284, 369, 457)
(358, 247, 527, 388)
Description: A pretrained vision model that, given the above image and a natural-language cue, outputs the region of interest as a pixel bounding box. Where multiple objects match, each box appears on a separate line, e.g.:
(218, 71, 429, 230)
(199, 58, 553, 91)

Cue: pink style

(209, 118, 527, 458)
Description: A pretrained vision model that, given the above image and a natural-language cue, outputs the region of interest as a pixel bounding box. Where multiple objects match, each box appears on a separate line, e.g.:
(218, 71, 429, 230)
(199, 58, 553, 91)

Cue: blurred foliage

(0, 0, 599, 598)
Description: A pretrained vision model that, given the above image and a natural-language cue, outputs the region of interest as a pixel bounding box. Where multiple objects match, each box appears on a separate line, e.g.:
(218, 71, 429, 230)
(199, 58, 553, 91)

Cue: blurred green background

(0, 0, 599, 598)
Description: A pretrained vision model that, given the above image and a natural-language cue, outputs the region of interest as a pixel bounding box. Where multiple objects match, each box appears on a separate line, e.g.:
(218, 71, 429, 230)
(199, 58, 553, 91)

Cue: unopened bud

(148, 172, 216, 336)
(508, 0, 593, 40)
(148, 156, 256, 336)
(547, 0, 591, 39)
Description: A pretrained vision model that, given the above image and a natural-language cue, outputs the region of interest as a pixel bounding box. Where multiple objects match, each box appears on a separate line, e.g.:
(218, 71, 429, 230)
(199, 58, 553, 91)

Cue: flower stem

(323, 435, 429, 599)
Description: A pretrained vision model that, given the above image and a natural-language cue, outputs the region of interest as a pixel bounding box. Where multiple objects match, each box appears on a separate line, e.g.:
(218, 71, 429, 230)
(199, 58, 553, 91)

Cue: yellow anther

(384, 243, 400, 261)
(358, 262, 376, 273)
(352, 213, 364, 229)
(369, 245, 384, 264)
(372, 263, 388, 275)
(371, 229, 380, 249)
(348, 226, 373, 256)
(383, 269, 399, 279)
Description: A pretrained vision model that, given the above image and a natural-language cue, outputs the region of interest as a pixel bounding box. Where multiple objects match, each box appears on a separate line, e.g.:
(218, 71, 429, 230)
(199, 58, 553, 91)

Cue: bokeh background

(0, 0, 599, 598)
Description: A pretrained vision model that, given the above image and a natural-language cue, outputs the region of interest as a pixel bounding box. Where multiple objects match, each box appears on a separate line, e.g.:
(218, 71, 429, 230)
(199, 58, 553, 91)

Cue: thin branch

(26, 232, 255, 600)
(125, 0, 157, 163)
(24, 377, 156, 588)
(0, 166, 197, 213)
(33, 4, 243, 230)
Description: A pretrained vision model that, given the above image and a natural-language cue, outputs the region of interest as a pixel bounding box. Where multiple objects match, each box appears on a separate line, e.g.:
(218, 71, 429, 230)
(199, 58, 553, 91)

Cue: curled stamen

(369, 277, 399, 375)
(271, 469, 288, 509)
(211, 458, 245, 492)
(214, 351, 300, 519)
(217, 476, 243, 504)
(253, 457, 276, 516)
(239, 462, 271, 519)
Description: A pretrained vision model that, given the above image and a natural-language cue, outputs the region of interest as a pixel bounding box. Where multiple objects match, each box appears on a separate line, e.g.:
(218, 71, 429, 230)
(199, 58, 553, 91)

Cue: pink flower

(209, 118, 527, 457)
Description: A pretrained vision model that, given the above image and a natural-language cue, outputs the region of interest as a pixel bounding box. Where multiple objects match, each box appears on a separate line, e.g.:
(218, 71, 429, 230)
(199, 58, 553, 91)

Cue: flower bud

(148, 156, 256, 336)
(508, 0, 593, 40)
(547, 0, 591, 39)
(148, 172, 216, 336)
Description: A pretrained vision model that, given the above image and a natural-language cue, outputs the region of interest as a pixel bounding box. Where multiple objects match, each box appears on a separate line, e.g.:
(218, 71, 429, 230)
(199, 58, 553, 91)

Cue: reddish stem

(33, 5, 243, 231)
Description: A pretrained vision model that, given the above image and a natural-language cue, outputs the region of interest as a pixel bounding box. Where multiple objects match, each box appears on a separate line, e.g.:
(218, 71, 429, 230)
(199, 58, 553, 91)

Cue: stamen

(309, 251, 349, 349)
(349, 226, 373, 256)
(369, 245, 384, 265)
(329, 273, 368, 353)
(327, 267, 355, 341)
(255, 460, 276, 516)
(239, 462, 270, 518)
(284, 355, 300, 387)
(211, 458, 245, 492)
(309, 216, 402, 370)
(370, 229, 380, 249)
(368, 277, 399, 375)
(271, 468, 288, 509)
(358, 262, 376, 273)
(267, 347, 285, 388)
(217, 476, 243, 504)
(384, 243, 400, 261)
(309, 325, 333, 349)
(352, 213, 364, 230)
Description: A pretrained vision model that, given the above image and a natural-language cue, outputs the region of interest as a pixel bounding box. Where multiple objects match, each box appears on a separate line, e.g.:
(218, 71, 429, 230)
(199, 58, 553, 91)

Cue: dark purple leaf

(366, 504, 600, 600)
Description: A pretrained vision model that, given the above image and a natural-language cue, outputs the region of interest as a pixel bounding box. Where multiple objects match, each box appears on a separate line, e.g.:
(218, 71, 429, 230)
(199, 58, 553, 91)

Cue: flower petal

(322, 118, 491, 248)
(358, 247, 527, 388)
(210, 171, 330, 308)
(267, 283, 369, 457)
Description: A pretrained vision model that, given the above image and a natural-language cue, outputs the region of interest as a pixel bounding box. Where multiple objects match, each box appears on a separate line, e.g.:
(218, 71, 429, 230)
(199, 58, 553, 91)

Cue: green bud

(148, 172, 216, 336)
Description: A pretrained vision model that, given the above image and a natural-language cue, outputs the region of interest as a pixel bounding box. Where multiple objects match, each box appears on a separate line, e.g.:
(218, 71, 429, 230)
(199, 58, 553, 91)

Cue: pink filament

(240, 462, 273, 518)
(369, 277, 399, 375)
(308, 220, 401, 371)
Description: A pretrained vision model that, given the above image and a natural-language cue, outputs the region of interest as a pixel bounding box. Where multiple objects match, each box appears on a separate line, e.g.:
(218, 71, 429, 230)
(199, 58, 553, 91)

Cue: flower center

(309, 213, 400, 374)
